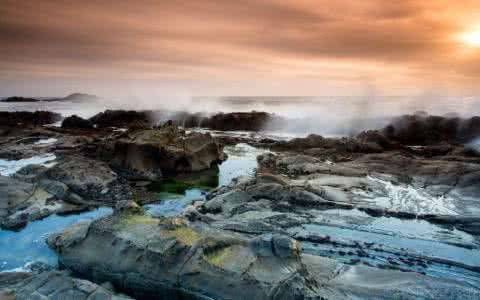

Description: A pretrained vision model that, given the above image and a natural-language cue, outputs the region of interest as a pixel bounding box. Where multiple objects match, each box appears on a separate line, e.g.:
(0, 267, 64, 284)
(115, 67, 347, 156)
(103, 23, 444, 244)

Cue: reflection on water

(0, 208, 112, 272)
(299, 208, 480, 287)
(219, 144, 268, 186)
(145, 189, 204, 217)
(300, 222, 480, 287)
(145, 143, 268, 217)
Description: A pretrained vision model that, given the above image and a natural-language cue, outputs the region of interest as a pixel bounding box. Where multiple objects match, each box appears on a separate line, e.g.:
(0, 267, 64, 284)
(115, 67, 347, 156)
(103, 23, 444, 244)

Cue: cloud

(0, 0, 479, 95)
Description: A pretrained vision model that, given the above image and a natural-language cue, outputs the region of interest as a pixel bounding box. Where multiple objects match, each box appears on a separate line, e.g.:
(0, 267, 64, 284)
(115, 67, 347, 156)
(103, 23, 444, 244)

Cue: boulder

(114, 200, 143, 214)
(98, 129, 225, 179)
(89, 110, 152, 128)
(201, 111, 285, 131)
(0, 174, 85, 230)
(45, 155, 132, 204)
(47, 213, 312, 300)
(61, 115, 93, 129)
(383, 114, 480, 145)
(272, 134, 385, 155)
(48, 211, 480, 299)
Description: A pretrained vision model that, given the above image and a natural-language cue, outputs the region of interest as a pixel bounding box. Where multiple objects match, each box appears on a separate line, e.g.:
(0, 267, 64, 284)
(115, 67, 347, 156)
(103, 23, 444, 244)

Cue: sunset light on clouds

(1, 0, 480, 96)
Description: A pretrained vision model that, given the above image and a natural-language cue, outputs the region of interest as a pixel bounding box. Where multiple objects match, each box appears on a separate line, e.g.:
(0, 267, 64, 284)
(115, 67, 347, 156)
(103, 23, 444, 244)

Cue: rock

(202, 111, 285, 131)
(45, 155, 132, 204)
(404, 144, 453, 157)
(48, 210, 480, 299)
(383, 114, 480, 145)
(256, 172, 290, 185)
(61, 115, 94, 129)
(48, 213, 312, 299)
(13, 165, 49, 183)
(356, 130, 394, 149)
(0, 175, 57, 230)
(98, 129, 225, 179)
(114, 200, 143, 214)
(271, 133, 385, 155)
(201, 190, 253, 215)
(47, 220, 92, 252)
(38, 179, 69, 199)
(1, 270, 132, 300)
(1, 96, 39, 102)
(0, 111, 61, 127)
(250, 234, 301, 258)
(89, 110, 152, 128)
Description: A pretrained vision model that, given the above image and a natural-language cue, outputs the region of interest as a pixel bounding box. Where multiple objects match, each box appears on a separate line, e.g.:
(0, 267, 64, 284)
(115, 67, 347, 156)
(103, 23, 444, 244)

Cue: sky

(1, 0, 480, 98)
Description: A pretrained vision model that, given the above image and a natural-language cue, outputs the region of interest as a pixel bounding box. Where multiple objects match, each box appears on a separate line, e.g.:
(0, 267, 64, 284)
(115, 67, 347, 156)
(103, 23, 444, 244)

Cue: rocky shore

(1, 110, 480, 299)
(0, 112, 225, 230)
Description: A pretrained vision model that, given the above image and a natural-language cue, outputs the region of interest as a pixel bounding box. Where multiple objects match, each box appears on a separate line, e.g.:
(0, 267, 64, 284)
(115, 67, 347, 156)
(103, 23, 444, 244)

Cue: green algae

(163, 226, 200, 246)
(204, 246, 233, 267)
(112, 214, 159, 231)
(147, 170, 219, 197)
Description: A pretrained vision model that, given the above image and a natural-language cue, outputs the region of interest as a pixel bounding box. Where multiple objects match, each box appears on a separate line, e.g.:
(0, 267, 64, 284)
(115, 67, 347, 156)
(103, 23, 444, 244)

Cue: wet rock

(98, 129, 225, 179)
(201, 190, 253, 215)
(45, 155, 132, 204)
(48, 213, 313, 299)
(0, 175, 58, 230)
(61, 115, 94, 129)
(49, 211, 480, 299)
(404, 144, 454, 157)
(89, 110, 152, 128)
(114, 200, 143, 214)
(0, 270, 132, 300)
(47, 220, 92, 252)
(356, 130, 395, 149)
(0, 111, 61, 127)
(13, 165, 49, 183)
(202, 111, 285, 131)
(38, 179, 69, 199)
(383, 114, 480, 145)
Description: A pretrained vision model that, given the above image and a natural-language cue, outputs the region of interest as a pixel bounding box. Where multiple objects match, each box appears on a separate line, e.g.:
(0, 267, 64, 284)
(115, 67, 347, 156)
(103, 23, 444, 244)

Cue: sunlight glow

(460, 30, 480, 47)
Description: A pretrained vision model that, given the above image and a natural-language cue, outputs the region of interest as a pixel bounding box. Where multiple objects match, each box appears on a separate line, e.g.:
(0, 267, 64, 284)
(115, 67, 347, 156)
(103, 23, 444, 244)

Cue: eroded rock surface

(0, 270, 132, 300)
(48, 206, 480, 299)
(98, 129, 225, 179)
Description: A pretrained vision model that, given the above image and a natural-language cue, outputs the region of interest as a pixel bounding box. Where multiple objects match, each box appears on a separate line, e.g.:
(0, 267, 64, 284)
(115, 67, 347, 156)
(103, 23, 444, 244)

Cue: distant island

(1, 93, 98, 103)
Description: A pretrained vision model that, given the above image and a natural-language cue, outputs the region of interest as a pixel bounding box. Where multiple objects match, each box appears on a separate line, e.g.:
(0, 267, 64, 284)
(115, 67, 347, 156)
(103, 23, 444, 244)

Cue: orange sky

(1, 0, 480, 97)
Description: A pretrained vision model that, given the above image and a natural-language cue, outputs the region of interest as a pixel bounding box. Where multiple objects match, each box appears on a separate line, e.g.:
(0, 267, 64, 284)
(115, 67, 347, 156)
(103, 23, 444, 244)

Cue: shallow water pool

(0, 208, 112, 272)
(145, 143, 268, 217)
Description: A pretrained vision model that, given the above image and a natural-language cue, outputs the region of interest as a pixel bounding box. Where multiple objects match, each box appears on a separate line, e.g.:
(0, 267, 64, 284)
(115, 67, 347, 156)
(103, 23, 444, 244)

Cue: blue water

(0, 208, 112, 272)
(145, 189, 205, 217)
(299, 214, 480, 287)
(0, 143, 265, 271)
(145, 143, 267, 217)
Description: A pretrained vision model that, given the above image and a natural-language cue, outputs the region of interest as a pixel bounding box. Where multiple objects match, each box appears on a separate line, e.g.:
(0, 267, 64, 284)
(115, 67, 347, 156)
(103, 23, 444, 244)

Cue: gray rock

(46, 155, 132, 204)
(1, 270, 132, 300)
(38, 179, 69, 199)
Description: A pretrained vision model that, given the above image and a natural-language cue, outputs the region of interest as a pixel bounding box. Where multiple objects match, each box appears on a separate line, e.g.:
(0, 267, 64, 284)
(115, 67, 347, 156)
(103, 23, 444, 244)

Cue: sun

(460, 30, 480, 47)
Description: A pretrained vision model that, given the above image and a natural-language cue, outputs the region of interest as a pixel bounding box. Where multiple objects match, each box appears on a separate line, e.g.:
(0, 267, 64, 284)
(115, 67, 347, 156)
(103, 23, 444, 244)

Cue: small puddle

(145, 143, 268, 217)
(0, 207, 112, 272)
